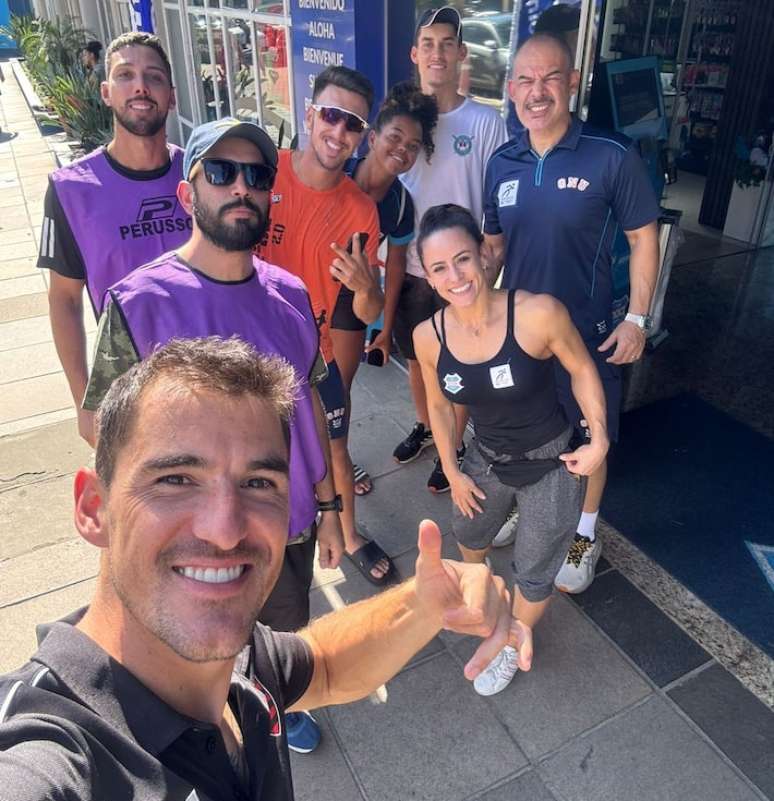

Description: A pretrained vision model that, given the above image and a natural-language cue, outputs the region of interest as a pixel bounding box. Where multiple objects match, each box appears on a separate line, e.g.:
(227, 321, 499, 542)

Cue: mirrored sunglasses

(200, 158, 276, 190)
(312, 104, 369, 134)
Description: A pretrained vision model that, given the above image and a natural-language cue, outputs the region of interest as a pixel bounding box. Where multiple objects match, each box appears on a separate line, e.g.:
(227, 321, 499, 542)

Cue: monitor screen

(612, 68, 661, 127)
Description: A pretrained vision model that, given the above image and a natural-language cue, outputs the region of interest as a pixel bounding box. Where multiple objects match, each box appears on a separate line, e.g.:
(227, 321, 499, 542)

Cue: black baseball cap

(415, 6, 463, 44)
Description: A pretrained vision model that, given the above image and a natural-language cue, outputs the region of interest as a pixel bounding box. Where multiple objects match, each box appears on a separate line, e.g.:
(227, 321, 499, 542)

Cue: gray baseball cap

(183, 117, 278, 180)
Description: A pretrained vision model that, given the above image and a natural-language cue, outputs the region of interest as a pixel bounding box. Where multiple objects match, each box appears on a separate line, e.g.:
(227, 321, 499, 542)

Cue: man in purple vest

(82, 117, 345, 755)
(37, 32, 191, 447)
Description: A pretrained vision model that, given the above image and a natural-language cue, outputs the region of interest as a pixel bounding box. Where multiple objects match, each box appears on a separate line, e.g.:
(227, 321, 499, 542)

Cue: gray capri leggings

(452, 426, 584, 603)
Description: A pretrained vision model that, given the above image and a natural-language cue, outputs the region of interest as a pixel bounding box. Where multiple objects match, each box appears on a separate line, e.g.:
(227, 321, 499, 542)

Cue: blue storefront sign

(1, 0, 14, 51)
(518, 0, 561, 41)
(130, 0, 154, 33)
(289, 0, 414, 139)
(289, 0, 356, 140)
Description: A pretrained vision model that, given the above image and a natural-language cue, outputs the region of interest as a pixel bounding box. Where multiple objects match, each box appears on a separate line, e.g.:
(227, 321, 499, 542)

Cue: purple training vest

(108, 254, 326, 538)
(51, 145, 192, 316)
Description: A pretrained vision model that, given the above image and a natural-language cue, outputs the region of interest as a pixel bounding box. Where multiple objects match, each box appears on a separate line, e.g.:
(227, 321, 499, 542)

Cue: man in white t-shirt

(392, 5, 508, 493)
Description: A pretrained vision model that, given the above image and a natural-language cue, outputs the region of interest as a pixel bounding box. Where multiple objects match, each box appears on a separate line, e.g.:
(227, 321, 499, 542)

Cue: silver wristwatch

(625, 312, 653, 331)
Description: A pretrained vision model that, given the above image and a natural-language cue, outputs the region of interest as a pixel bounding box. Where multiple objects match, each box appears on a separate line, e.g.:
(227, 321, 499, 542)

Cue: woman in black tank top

(413, 204, 609, 695)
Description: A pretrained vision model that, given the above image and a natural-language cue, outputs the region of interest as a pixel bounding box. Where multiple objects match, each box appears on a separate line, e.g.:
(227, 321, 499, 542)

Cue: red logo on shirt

(251, 678, 282, 737)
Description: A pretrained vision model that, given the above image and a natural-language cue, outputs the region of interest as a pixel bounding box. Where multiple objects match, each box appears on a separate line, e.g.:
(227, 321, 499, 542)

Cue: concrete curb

(9, 58, 83, 168)
(10, 58, 45, 111)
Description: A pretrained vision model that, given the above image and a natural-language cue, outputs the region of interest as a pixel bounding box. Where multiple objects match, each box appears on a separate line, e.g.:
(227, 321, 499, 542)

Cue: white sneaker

(492, 506, 519, 548)
(555, 534, 602, 594)
(473, 645, 519, 696)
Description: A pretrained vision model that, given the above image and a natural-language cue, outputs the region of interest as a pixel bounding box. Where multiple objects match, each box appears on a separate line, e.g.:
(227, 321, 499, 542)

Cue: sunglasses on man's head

(311, 104, 369, 134)
(200, 158, 276, 190)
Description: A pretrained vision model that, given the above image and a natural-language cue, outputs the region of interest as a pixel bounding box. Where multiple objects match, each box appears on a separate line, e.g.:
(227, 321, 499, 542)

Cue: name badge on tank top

(490, 363, 514, 389)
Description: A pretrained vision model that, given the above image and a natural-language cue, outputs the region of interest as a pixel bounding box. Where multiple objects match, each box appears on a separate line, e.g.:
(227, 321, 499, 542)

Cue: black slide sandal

(346, 540, 397, 586)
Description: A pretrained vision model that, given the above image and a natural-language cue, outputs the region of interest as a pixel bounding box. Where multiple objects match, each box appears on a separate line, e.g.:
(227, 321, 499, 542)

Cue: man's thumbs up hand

(414, 519, 532, 679)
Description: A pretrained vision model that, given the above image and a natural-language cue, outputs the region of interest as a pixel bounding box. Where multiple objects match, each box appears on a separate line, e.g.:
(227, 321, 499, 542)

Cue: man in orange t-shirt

(263, 148, 380, 365)
(258, 66, 392, 591)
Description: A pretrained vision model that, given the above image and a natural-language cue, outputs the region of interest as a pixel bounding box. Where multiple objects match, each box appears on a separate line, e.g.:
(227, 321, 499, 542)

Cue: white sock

(577, 511, 598, 541)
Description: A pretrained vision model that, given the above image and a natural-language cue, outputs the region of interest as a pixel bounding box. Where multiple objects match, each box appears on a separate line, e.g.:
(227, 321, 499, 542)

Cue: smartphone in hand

(347, 232, 370, 254)
(333, 232, 370, 282)
(365, 328, 385, 367)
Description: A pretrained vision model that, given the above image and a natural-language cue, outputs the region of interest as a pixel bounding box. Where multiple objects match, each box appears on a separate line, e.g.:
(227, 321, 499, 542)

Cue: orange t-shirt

(257, 149, 380, 363)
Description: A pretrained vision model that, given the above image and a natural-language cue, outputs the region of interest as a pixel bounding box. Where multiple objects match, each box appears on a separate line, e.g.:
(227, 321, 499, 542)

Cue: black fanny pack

(476, 436, 578, 489)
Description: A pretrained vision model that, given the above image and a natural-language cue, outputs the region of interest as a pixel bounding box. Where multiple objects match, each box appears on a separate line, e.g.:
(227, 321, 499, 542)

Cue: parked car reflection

(462, 13, 512, 98)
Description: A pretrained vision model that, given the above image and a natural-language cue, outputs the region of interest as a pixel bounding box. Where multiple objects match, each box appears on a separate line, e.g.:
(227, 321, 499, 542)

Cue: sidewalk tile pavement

(571, 569, 712, 686)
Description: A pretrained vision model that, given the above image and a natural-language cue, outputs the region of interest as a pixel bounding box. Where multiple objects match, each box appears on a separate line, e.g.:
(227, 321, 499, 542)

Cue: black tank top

(434, 291, 567, 455)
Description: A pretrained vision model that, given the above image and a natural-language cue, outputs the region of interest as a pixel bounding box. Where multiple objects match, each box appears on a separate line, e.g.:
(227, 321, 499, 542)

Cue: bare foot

(353, 464, 373, 496)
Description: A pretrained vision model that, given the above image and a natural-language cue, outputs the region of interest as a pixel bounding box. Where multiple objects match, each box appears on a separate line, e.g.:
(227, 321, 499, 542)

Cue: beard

(193, 192, 269, 252)
(113, 103, 168, 137)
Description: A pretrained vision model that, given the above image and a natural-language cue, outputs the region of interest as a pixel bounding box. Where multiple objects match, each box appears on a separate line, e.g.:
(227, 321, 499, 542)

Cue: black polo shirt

(0, 609, 314, 801)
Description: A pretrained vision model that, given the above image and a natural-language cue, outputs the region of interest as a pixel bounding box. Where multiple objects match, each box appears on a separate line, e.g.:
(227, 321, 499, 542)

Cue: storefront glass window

(97, 0, 121, 41)
(189, 13, 228, 120)
(254, 0, 286, 14)
(255, 21, 292, 146)
(458, 11, 514, 103)
(65, 0, 83, 28)
(165, 10, 194, 122)
(115, 0, 134, 32)
(724, 94, 774, 243)
(164, 0, 290, 141)
(758, 83, 774, 246)
(180, 120, 194, 144)
(223, 19, 258, 121)
(209, 18, 233, 116)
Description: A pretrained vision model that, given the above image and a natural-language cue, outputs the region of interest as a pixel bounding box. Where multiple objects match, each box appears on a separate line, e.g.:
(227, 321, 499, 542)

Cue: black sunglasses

(312, 104, 369, 134)
(200, 158, 276, 190)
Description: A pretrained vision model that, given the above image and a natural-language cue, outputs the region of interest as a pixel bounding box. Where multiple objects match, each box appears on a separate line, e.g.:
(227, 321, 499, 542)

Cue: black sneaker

(393, 422, 434, 464)
(427, 445, 466, 494)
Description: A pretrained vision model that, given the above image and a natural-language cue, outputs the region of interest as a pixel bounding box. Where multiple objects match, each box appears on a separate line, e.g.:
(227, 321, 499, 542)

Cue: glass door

(753, 141, 774, 248)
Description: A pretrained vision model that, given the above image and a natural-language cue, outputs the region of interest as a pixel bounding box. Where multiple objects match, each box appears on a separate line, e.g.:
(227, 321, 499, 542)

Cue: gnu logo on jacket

(556, 177, 590, 192)
(452, 134, 474, 156)
(443, 372, 464, 394)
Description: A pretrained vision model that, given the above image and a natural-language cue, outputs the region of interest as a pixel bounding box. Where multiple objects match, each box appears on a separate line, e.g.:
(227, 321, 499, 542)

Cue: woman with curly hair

(332, 81, 438, 495)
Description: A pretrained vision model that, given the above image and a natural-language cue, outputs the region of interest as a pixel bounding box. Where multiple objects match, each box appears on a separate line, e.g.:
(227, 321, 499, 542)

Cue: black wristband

(317, 494, 343, 513)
